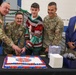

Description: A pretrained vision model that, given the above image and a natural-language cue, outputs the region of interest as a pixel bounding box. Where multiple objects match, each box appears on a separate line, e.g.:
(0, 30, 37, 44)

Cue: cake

(2, 56, 46, 69)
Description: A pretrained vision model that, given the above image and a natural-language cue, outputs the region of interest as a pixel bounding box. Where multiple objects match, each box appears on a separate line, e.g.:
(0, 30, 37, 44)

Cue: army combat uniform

(4, 21, 25, 54)
(0, 13, 14, 55)
(43, 15, 64, 48)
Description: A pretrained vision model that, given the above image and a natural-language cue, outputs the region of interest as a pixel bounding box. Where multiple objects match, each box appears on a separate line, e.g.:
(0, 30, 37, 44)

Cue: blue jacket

(66, 16, 76, 50)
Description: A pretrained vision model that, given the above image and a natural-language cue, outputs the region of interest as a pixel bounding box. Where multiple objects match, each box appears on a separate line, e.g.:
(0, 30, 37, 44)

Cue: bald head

(0, 2, 10, 16)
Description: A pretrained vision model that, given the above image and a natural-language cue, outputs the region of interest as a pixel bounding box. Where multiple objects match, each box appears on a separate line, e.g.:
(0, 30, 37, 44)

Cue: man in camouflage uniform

(43, 2, 64, 52)
(0, 2, 21, 55)
(5, 12, 25, 55)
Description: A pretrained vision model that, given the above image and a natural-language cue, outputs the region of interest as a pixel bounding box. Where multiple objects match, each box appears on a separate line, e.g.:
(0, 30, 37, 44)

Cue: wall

(6, 0, 18, 9)
(5, 0, 20, 23)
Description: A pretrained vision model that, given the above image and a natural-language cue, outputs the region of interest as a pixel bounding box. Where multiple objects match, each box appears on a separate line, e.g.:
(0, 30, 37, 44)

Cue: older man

(0, 2, 21, 55)
(4, 12, 26, 55)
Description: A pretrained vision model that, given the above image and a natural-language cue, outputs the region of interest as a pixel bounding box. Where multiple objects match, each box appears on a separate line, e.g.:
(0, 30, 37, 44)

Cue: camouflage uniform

(4, 21, 25, 54)
(0, 13, 14, 54)
(43, 15, 64, 48)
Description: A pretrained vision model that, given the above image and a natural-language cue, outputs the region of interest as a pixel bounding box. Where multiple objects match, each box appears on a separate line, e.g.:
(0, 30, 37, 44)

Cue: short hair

(31, 2, 39, 8)
(48, 2, 57, 7)
(1, 1, 10, 6)
(15, 11, 23, 17)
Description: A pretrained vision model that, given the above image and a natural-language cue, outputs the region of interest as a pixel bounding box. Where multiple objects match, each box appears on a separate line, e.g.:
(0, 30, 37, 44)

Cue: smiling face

(48, 5, 57, 18)
(0, 2, 10, 16)
(30, 7, 40, 18)
(15, 14, 23, 25)
(30, 2, 40, 18)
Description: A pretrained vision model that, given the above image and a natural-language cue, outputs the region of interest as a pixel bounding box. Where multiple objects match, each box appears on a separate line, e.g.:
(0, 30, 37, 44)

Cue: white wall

(6, 0, 18, 9)
(21, 0, 76, 26)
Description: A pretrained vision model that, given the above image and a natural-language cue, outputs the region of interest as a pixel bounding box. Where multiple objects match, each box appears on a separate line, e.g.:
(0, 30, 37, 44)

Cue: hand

(15, 50, 21, 56)
(12, 44, 21, 53)
(68, 42, 75, 50)
(45, 48, 49, 52)
(21, 47, 26, 54)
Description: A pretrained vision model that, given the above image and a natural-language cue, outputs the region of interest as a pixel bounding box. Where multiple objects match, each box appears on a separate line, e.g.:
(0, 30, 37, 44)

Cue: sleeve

(52, 19, 64, 45)
(26, 19, 30, 27)
(0, 27, 14, 46)
(5, 23, 12, 38)
(25, 27, 29, 40)
(25, 19, 30, 40)
(65, 18, 71, 44)
(26, 36, 36, 49)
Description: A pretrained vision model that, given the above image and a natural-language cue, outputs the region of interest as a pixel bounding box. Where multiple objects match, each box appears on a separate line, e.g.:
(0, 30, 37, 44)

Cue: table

(0, 56, 76, 75)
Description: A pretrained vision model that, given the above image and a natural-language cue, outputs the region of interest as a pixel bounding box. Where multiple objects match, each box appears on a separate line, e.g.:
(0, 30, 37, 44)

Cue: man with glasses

(4, 12, 25, 55)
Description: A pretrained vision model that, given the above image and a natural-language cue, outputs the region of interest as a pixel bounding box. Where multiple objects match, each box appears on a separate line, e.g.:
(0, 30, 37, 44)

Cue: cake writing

(16, 58, 31, 62)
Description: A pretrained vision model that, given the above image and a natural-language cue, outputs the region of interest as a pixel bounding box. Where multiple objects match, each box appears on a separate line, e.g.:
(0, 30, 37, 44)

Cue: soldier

(0, 2, 21, 55)
(43, 2, 64, 52)
(5, 12, 25, 55)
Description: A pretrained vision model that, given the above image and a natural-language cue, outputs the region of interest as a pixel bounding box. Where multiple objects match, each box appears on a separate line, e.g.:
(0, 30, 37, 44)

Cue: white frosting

(7, 56, 42, 64)
(3, 56, 46, 68)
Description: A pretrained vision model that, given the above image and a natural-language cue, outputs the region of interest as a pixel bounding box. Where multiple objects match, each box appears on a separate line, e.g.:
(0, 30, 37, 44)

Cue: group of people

(0, 2, 44, 56)
(0, 1, 75, 56)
